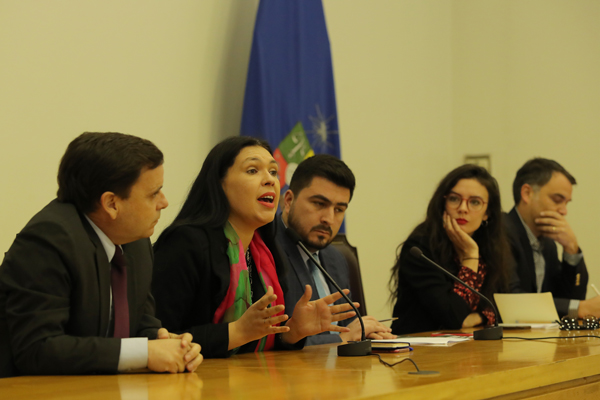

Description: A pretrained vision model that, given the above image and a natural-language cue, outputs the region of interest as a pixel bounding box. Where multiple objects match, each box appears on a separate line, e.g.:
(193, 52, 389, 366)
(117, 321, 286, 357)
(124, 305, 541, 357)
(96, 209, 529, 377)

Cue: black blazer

(275, 215, 352, 345)
(152, 222, 300, 359)
(391, 233, 477, 335)
(504, 207, 588, 317)
(0, 200, 161, 378)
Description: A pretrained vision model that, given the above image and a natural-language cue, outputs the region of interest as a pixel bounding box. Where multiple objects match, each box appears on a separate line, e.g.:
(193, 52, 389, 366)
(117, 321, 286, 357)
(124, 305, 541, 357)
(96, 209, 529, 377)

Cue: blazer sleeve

(152, 226, 230, 358)
(398, 237, 472, 330)
(0, 221, 121, 376)
(544, 242, 588, 317)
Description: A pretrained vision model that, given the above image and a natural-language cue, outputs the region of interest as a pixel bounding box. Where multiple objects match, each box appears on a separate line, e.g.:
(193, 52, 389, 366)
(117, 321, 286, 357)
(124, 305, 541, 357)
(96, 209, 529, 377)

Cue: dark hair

(512, 158, 576, 205)
(157, 136, 272, 238)
(289, 154, 355, 200)
(389, 164, 510, 302)
(56, 132, 163, 214)
(154, 136, 287, 288)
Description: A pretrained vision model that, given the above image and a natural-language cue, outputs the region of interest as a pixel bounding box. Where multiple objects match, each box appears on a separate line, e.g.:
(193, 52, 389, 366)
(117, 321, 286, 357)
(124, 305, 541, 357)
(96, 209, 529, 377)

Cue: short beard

(287, 206, 333, 252)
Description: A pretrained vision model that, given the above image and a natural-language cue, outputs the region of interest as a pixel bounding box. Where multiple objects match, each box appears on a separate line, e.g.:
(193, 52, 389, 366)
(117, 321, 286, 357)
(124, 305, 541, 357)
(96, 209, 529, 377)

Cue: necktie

(111, 246, 130, 338)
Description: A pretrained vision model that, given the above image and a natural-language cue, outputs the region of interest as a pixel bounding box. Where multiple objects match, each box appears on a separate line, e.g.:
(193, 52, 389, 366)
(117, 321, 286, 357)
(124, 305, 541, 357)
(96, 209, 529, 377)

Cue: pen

(591, 284, 600, 296)
(378, 318, 399, 323)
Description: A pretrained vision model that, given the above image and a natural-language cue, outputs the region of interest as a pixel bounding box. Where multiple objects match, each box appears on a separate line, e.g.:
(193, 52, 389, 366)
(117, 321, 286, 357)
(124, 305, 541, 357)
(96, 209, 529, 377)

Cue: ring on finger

(553, 226, 556, 232)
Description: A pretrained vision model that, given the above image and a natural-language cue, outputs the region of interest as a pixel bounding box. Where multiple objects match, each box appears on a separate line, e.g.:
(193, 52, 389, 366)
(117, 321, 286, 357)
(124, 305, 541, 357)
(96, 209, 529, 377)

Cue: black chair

(330, 233, 367, 316)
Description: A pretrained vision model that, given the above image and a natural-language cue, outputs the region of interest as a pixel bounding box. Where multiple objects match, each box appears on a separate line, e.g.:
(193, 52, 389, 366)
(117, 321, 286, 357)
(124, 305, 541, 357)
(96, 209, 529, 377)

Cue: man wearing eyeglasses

(505, 158, 596, 318)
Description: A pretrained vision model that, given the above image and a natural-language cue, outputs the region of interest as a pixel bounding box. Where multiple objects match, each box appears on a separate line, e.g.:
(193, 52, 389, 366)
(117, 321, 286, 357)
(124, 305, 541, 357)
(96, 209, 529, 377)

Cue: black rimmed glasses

(444, 193, 487, 212)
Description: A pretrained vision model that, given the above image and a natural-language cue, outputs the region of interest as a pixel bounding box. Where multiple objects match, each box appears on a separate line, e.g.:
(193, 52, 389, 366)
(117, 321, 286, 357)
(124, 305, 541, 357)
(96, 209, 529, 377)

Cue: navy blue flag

(240, 0, 340, 192)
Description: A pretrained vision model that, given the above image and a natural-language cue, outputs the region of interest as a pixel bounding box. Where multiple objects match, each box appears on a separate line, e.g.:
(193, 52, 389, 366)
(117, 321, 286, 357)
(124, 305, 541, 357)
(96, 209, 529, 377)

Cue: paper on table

(499, 322, 559, 329)
(373, 337, 471, 347)
(494, 292, 560, 323)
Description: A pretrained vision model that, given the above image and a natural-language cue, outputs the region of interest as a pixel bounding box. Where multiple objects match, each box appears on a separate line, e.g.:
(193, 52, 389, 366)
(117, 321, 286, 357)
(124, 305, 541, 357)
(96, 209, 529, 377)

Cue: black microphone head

(285, 228, 302, 244)
(410, 246, 423, 258)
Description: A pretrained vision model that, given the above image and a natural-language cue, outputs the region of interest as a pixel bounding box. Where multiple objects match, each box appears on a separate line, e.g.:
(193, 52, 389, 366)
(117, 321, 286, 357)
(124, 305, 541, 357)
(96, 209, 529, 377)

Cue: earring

(481, 220, 489, 227)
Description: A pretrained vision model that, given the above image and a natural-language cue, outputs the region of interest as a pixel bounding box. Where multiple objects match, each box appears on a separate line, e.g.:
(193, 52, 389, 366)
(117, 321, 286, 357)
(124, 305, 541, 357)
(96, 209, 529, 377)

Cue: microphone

(410, 246, 503, 340)
(285, 228, 371, 356)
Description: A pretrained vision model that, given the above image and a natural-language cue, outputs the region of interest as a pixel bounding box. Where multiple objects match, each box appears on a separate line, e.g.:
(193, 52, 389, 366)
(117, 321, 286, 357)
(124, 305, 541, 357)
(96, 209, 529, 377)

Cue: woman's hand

(228, 286, 290, 350)
(443, 212, 479, 271)
(462, 312, 483, 328)
(281, 285, 357, 344)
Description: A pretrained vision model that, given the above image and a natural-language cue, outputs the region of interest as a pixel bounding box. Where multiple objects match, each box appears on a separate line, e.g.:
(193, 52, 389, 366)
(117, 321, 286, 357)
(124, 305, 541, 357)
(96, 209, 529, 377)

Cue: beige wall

(1, 1, 598, 322)
(0, 0, 260, 255)
(451, 0, 600, 307)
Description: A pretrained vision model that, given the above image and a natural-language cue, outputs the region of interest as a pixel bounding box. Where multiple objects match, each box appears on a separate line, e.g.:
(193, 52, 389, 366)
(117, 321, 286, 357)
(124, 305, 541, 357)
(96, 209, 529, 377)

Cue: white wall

(0, 0, 260, 254)
(323, 1, 454, 317)
(452, 0, 600, 303)
(1, 1, 598, 323)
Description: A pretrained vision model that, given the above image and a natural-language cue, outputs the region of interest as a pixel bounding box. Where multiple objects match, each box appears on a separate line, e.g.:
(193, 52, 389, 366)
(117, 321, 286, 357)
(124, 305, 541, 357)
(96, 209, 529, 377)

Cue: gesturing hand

(443, 211, 479, 270)
(228, 286, 290, 350)
(535, 210, 579, 254)
(282, 285, 357, 344)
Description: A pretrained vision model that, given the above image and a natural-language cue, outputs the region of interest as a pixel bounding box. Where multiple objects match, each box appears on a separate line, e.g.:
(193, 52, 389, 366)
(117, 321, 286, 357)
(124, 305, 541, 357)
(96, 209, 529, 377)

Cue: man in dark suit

(506, 158, 599, 318)
(0, 132, 202, 378)
(276, 155, 394, 345)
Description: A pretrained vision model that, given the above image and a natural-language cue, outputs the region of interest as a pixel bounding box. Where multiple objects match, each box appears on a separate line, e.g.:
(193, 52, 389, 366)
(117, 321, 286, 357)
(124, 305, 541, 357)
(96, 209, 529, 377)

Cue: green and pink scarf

(213, 222, 285, 352)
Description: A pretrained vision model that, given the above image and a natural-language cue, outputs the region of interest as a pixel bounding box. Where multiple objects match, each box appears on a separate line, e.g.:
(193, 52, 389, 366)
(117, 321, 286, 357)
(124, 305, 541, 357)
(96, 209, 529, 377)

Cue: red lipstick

(257, 192, 277, 209)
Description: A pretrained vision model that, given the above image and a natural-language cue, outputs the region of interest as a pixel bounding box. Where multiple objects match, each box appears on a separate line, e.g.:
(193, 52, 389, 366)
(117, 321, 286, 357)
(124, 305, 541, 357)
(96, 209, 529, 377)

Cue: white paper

(499, 322, 559, 329)
(373, 337, 471, 346)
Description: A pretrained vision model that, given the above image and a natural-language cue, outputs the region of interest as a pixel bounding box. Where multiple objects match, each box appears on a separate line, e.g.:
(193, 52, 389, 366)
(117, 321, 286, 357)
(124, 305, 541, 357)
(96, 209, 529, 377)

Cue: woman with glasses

(389, 164, 511, 334)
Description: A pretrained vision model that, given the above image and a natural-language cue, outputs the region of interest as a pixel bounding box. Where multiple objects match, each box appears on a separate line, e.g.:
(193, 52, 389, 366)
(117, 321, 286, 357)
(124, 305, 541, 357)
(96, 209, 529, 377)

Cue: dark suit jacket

(275, 215, 352, 345)
(390, 233, 476, 335)
(152, 222, 301, 358)
(0, 199, 161, 378)
(504, 207, 588, 317)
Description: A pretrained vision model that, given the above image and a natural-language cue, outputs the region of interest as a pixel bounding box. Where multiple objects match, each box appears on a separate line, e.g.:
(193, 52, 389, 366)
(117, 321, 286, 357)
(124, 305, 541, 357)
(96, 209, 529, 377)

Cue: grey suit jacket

(0, 199, 161, 377)
(275, 215, 352, 345)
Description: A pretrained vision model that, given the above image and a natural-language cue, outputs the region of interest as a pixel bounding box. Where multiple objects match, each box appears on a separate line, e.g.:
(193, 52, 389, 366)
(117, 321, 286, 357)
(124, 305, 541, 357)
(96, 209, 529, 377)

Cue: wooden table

(2, 329, 600, 399)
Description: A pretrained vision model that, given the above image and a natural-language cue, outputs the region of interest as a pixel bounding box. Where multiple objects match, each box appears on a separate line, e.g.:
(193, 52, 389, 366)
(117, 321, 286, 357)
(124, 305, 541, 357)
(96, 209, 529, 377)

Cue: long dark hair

(155, 136, 272, 246)
(389, 164, 510, 301)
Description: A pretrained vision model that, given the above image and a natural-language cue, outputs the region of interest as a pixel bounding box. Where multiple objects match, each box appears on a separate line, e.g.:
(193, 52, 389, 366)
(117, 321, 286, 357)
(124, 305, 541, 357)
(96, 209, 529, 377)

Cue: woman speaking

(152, 136, 355, 358)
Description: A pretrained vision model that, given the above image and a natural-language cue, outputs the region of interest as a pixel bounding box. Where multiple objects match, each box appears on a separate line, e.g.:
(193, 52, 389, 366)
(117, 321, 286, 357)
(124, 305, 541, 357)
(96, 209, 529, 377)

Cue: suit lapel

(276, 216, 319, 301)
(319, 251, 339, 294)
(123, 248, 136, 335)
(508, 208, 538, 292)
(81, 215, 112, 336)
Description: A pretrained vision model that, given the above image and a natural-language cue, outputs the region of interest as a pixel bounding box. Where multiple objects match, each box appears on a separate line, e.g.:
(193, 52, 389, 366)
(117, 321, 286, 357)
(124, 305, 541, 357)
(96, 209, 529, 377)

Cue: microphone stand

(411, 247, 503, 340)
(286, 229, 371, 356)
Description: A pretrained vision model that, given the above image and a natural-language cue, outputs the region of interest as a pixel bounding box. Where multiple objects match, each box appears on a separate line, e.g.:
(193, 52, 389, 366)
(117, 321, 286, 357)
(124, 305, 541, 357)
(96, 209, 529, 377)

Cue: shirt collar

(84, 215, 117, 262)
(515, 208, 541, 252)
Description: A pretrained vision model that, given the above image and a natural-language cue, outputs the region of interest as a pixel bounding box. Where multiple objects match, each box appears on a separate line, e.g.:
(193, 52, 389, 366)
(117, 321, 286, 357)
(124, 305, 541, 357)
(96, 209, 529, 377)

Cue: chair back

(330, 234, 367, 316)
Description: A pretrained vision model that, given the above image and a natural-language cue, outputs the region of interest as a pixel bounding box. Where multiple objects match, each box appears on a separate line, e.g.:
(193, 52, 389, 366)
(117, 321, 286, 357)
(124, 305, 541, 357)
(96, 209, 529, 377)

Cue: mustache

(310, 225, 332, 235)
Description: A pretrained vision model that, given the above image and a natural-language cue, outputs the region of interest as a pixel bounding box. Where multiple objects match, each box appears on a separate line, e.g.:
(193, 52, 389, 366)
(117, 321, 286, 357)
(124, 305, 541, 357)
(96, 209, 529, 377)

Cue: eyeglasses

(444, 193, 487, 212)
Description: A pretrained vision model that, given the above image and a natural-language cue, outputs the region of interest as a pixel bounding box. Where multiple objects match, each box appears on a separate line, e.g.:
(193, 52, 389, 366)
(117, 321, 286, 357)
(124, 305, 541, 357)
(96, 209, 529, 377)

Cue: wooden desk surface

(2, 329, 600, 400)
